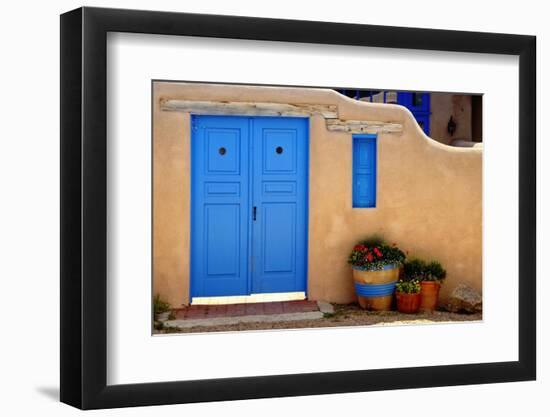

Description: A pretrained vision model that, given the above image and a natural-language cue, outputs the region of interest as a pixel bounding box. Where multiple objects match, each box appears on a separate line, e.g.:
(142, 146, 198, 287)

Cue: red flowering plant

(348, 236, 406, 271)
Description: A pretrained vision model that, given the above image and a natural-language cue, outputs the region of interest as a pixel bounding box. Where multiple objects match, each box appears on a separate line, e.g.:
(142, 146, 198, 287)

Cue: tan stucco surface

(153, 82, 482, 307)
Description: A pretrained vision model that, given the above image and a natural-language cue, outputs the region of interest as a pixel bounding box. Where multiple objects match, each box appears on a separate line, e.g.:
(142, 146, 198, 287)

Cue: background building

(336, 89, 483, 147)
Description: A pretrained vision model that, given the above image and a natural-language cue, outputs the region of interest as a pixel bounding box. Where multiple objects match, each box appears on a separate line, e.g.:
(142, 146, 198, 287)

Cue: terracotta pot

(352, 264, 399, 311)
(396, 292, 421, 314)
(420, 281, 440, 312)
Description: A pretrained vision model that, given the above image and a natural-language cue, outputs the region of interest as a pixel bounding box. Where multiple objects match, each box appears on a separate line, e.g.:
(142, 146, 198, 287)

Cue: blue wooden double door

(191, 115, 309, 298)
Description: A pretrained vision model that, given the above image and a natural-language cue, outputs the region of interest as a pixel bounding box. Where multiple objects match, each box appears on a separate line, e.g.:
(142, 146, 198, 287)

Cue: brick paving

(173, 300, 319, 320)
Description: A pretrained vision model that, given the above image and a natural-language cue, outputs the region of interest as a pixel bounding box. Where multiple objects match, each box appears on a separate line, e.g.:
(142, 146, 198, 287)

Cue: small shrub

(403, 258, 446, 282)
(153, 294, 171, 315)
(425, 261, 447, 282)
(403, 258, 426, 280)
(395, 279, 421, 294)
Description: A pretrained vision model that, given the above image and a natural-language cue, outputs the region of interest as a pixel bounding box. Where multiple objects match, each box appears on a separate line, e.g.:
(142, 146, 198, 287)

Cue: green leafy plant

(425, 261, 447, 282)
(403, 258, 427, 280)
(153, 294, 171, 315)
(348, 236, 406, 270)
(403, 258, 446, 282)
(395, 279, 421, 294)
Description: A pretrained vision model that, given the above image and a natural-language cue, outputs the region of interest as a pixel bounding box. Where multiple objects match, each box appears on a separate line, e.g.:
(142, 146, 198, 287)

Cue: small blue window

(352, 134, 377, 208)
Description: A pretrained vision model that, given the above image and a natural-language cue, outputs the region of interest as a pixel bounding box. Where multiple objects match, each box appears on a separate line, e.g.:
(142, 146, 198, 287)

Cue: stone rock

(316, 300, 335, 314)
(446, 284, 482, 313)
(155, 311, 170, 321)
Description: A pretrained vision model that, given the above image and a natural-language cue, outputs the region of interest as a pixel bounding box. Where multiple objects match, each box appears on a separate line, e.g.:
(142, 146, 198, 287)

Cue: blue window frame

(352, 134, 377, 208)
(396, 92, 431, 135)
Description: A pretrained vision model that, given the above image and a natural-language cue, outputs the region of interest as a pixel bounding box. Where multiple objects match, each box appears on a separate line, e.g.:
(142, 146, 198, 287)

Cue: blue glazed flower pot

(352, 264, 400, 310)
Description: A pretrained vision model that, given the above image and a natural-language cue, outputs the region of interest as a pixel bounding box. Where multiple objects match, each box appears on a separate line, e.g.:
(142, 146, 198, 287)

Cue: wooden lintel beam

(326, 119, 403, 134)
(160, 99, 338, 119)
(160, 99, 402, 134)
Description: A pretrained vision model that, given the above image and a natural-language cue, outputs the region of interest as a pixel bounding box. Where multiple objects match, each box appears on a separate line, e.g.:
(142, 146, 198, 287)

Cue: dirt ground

(155, 303, 482, 334)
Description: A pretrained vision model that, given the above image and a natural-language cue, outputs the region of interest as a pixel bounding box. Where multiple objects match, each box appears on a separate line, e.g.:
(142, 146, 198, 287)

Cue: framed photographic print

(60, 6, 536, 410)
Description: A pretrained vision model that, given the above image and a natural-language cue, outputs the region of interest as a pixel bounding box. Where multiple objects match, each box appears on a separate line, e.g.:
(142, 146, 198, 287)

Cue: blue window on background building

(352, 134, 377, 208)
(336, 89, 431, 135)
(396, 92, 431, 135)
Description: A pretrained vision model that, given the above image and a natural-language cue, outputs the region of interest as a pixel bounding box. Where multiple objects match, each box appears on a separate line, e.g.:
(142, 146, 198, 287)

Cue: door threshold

(191, 292, 306, 305)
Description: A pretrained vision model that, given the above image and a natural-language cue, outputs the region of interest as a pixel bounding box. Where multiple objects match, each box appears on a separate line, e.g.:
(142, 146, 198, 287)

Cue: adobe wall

(153, 82, 482, 307)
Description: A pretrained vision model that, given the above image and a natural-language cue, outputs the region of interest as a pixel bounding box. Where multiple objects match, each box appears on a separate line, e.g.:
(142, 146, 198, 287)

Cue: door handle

(253, 206, 257, 221)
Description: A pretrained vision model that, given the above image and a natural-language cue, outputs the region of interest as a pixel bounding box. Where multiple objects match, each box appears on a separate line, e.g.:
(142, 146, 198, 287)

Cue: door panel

(262, 202, 296, 273)
(191, 115, 308, 299)
(205, 204, 240, 276)
(191, 116, 250, 297)
(252, 117, 308, 294)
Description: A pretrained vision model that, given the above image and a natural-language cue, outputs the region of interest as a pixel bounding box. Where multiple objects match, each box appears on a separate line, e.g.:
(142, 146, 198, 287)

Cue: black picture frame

(60, 6, 536, 410)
